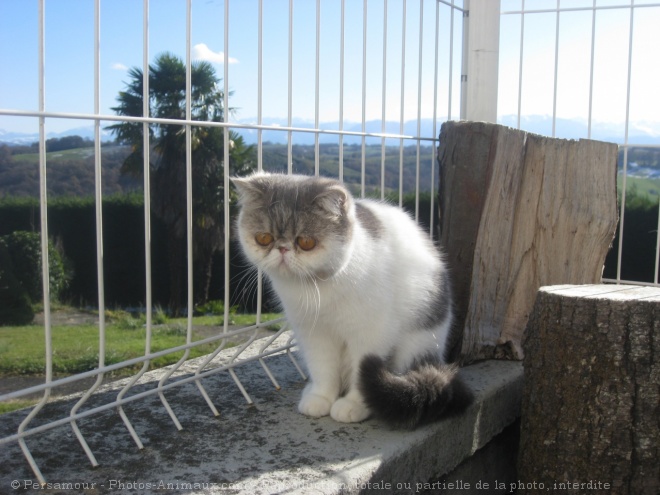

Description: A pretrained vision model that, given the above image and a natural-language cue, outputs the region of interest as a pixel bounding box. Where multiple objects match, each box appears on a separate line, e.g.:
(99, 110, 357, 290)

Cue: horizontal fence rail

(0, 0, 464, 483)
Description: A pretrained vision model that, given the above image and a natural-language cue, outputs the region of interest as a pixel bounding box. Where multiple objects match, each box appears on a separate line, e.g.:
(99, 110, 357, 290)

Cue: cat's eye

(255, 232, 274, 246)
(296, 236, 317, 251)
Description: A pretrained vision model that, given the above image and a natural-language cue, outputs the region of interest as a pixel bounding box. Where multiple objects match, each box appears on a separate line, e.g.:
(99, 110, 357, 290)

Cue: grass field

(0, 310, 283, 413)
(11, 146, 96, 164)
(0, 311, 282, 377)
(620, 176, 660, 202)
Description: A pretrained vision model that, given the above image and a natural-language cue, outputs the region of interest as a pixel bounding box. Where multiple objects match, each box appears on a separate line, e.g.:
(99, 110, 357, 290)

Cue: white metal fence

(0, 0, 464, 483)
(1, 0, 659, 484)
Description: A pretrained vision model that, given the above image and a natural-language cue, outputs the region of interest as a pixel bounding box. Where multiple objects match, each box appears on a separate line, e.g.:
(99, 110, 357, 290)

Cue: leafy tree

(107, 53, 254, 313)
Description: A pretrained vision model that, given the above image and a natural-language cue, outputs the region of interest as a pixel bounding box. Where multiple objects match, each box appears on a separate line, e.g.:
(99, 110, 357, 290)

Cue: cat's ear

(314, 184, 351, 219)
(231, 175, 266, 203)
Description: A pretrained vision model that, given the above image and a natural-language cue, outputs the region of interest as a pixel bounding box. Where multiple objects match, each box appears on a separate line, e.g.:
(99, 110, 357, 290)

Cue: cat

(232, 172, 473, 429)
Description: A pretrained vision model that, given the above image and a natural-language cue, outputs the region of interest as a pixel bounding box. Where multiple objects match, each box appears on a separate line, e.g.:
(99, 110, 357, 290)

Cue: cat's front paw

(298, 393, 333, 418)
(330, 397, 370, 423)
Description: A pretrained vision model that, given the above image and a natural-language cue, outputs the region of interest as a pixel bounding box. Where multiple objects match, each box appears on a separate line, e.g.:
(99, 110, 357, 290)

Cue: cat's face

(233, 173, 355, 281)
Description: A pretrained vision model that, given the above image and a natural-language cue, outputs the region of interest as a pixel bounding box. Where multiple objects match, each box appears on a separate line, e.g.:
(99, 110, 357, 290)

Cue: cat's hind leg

(330, 390, 370, 423)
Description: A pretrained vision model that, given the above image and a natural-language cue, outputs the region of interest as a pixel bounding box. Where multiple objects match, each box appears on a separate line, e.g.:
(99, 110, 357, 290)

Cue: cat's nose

(278, 246, 289, 254)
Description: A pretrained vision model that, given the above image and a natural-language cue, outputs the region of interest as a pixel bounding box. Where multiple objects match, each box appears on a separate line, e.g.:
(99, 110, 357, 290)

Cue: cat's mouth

(269, 250, 294, 275)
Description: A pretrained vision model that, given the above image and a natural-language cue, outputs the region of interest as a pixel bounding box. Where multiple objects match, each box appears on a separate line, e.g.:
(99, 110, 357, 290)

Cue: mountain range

(0, 125, 114, 146)
(1, 115, 659, 147)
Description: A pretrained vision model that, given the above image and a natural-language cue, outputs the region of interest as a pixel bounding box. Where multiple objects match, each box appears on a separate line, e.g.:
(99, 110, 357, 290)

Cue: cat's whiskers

(292, 263, 321, 333)
(229, 265, 261, 310)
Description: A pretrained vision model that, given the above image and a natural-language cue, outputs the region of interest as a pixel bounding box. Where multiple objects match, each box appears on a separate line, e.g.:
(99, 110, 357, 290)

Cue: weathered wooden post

(518, 285, 660, 494)
(437, 121, 619, 363)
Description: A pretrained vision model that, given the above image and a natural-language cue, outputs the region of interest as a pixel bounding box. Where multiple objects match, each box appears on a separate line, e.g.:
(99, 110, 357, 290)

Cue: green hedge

(1, 231, 70, 302)
(0, 231, 73, 325)
(603, 190, 660, 283)
(0, 240, 34, 325)
(0, 191, 655, 311)
(0, 195, 169, 308)
(0, 192, 462, 312)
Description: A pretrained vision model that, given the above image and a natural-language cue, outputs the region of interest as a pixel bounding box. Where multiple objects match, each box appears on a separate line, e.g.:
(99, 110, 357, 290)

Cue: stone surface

(0, 333, 523, 494)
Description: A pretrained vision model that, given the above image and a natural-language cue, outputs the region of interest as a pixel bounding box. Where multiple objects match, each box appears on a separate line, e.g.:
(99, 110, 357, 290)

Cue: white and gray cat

(233, 172, 472, 429)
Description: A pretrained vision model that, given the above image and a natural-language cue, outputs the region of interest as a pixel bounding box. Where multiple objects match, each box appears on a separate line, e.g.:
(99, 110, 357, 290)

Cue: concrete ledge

(0, 333, 522, 494)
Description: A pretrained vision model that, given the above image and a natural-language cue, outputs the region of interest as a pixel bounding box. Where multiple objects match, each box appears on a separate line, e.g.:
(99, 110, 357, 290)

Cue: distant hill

(0, 140, 438, 199)
(0, 144, 140, 197)
(3, 120, 658, 200)
(0, 125, 114, 147)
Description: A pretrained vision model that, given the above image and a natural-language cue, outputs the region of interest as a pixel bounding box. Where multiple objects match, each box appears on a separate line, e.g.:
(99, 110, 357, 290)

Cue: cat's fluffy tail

(358, 354, 474, 429)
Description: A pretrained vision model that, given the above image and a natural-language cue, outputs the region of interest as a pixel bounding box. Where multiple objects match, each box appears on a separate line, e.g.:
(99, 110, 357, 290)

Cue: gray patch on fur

(416, 269, 453, 331)
(355, 202, 383, 239)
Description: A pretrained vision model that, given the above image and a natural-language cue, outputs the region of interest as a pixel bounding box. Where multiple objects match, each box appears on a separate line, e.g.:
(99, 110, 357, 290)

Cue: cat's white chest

(276, 274, 385, 338)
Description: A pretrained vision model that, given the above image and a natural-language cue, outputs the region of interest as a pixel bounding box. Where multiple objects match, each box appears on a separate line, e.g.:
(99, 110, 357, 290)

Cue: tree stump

(437, 121, 619, 363)
(518, 284, 660, 495)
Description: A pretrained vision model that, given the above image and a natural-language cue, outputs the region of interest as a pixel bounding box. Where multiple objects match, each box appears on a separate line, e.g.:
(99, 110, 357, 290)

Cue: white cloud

(111, 62, 128, 71)
(192, 43, 238, 65)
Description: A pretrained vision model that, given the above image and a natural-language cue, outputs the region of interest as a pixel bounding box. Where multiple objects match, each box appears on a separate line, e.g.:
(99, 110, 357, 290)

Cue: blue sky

(0, 0, 658, 142)
(499, 0, 660, 137)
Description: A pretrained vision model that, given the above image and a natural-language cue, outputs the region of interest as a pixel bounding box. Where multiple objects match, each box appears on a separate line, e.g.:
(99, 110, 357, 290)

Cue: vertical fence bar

(414, 0, 423, 223)
(314, 0, 320, 177)
(192, 0, 230, 416)
(361, 0, 367, 198)
(338, 0, 345, 183)
(551, 0, 560, 137)
(587, 0, 597, 139)
(185, 0, 194, 337)
(142, 0, 153, 344)
(447, 0, 455, 120)
(155, 30, 202, 416)
(256, 0, 264, 322)
(222, 0, 254, 405)
(287, 0, 293, 174)
(463, 0, 500, 122)
(431, 0, 441, 238)
(157, 0, 192, 429)
(398, 0, 406, 207)
(141, 0, 153, 402)
(69, 0, 105, 466)
(223, 0, 231, 335)
(460, 0, 469, 120)
(17, 0, 50, 483)
(616, 3, 636, 284)
(380, 0, 388, 199)
(146, 0, 190, 429)
(516, 0, 525, 128)
(257, 0, 263, 173)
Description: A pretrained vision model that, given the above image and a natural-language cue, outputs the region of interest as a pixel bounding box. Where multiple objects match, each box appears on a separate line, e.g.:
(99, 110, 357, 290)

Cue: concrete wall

(0, 332, 523, 494)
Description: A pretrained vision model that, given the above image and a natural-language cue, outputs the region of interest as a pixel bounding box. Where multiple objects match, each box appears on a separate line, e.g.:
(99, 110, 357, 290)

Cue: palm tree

(108, 52, 254, 314)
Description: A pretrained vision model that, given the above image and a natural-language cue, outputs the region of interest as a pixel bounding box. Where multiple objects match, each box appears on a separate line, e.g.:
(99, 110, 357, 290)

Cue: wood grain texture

(438, 121, 618, 363)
